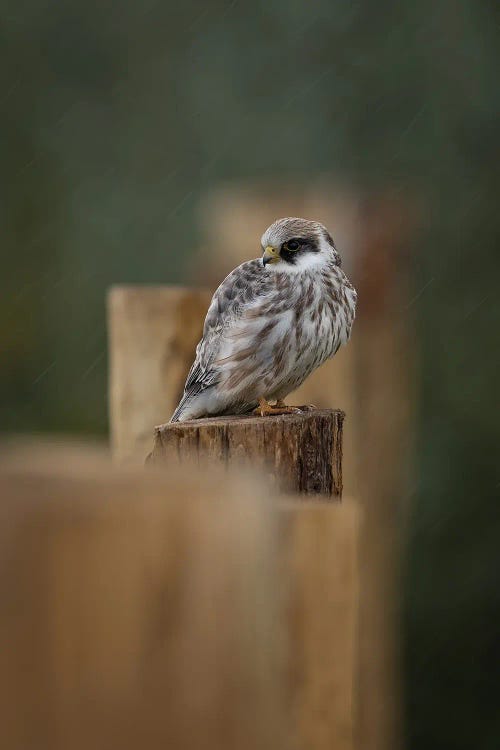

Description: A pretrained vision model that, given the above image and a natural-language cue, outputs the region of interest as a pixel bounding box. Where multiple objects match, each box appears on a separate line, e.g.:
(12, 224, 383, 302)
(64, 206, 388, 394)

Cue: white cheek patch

(264, 248, 329, 275)
(293, 252, 326, 272)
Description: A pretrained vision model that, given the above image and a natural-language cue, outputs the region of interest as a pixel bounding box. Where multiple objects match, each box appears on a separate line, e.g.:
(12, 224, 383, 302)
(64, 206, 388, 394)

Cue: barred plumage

(170, 217, 357, 422)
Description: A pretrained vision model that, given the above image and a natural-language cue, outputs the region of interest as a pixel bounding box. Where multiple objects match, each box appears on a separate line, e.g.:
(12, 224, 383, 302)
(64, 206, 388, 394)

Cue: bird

(170, 217, 357, 422)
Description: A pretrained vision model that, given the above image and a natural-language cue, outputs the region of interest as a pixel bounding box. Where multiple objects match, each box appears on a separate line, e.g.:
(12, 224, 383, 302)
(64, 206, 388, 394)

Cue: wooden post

(0, 444, 287, 750)
(148, 409, 345, 498)
(0, 442, 360, 750)
(353, 193, 416, 750)
(283, 500, 360, 750)
(107, 285, 212, 464)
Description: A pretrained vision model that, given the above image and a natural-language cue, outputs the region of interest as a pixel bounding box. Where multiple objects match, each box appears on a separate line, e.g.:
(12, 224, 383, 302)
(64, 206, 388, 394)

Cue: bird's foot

(276, 399, 317, 412)
(253, 398, 317, 417)
(253, 397, 302, 417)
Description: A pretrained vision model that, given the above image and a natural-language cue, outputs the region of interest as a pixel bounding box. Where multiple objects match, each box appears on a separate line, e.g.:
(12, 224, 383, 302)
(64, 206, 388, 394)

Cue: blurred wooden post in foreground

(148, 409, 344, 498)
(0, 447, 286, 750)
(284, 501, 360, 750)
(0, 445, 360, 750)
(108, 286, 211, 463)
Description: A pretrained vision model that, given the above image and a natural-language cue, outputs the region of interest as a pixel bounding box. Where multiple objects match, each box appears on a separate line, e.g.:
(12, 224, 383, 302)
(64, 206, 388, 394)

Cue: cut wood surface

(107, 285, 212, 464)
(148, 409, 345, 498)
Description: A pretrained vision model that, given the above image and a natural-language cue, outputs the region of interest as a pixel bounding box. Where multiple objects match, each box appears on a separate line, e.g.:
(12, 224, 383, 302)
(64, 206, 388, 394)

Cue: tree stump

(148, 409, 345, 498)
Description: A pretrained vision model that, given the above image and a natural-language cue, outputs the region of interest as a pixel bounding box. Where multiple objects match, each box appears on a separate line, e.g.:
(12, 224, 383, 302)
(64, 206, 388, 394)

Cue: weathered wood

(148, 409, 344, 498)
(283, 500, 360, 750)
(107, 285, 212, 464)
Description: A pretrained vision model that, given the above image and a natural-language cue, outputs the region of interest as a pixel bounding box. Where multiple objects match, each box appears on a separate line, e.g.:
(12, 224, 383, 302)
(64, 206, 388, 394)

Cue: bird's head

(260, 217, 340, 272)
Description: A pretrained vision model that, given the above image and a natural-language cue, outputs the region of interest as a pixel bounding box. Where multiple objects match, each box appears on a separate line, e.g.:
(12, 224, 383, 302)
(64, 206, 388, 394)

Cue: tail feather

(169, 394, 191, 423)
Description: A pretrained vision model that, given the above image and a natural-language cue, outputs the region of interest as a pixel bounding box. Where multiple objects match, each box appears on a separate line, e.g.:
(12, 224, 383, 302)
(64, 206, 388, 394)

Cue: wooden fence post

(0, 446, 287, 750)
(148, 409, 345, 498)
(282, 500, 360, 750)
(0, 443, 361, 750)
(353, 193, 416, 750)
(107, 286, 211, 463)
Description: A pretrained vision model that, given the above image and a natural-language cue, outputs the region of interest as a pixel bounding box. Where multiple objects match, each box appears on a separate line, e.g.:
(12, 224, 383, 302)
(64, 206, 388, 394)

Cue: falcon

(170, 217, 357, 422)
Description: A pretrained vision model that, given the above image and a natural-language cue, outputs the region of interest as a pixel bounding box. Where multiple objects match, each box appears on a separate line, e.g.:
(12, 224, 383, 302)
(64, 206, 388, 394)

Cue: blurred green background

(1, 1, 499, 747)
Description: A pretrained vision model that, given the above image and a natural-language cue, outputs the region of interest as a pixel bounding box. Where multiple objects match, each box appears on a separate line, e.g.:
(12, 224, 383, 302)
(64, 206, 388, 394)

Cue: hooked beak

(262, 245, 280, 266)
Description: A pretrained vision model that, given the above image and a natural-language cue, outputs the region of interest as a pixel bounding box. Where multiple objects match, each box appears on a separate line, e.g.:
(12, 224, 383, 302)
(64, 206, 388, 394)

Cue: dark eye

(285, 239, 300, 251)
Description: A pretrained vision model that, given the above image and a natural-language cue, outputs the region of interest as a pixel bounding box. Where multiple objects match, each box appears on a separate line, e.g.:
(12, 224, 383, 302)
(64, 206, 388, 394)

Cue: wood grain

(148, 409, 345, 498)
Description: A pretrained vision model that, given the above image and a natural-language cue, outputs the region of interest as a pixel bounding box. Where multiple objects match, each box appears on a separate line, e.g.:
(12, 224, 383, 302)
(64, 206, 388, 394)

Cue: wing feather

(170, 259, 272, 421)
